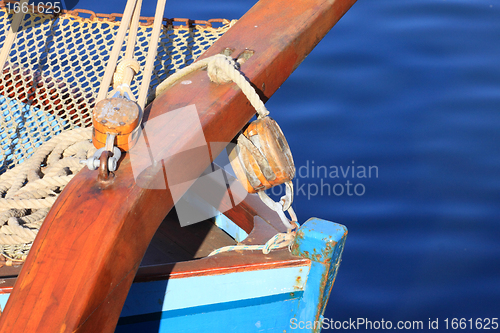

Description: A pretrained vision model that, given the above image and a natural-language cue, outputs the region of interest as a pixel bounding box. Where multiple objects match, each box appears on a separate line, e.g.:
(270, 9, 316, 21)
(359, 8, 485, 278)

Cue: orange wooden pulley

(229, 116, 295, 193)
(92, 97, 141, 151)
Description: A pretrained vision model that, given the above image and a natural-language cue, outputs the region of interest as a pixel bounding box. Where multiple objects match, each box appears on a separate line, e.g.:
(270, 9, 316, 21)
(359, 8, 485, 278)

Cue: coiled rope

(0, 128, 94, 262)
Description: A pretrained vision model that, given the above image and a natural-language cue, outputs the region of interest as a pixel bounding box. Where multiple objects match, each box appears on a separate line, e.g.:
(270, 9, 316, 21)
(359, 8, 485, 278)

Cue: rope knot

(207, 54, 239, 84)
(113, 58, 141, 88)
(262, 230, 297, 254)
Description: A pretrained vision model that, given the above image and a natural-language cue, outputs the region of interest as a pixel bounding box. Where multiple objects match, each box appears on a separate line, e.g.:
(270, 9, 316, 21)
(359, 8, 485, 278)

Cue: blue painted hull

(116, 218, 347, 333)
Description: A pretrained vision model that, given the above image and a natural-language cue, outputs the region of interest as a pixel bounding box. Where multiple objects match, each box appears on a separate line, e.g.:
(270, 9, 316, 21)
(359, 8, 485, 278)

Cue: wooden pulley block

(92, 97, 141, 151)
(229, 116, 295, 193)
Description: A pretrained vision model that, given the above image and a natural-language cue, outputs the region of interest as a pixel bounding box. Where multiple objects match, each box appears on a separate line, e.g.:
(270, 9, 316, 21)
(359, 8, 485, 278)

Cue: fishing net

(0, 1, 235, 261)
(0, 2, 235, 172)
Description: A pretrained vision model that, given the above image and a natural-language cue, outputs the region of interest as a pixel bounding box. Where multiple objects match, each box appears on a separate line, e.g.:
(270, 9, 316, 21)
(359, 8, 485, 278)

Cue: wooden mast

(0, 0, 357, 331)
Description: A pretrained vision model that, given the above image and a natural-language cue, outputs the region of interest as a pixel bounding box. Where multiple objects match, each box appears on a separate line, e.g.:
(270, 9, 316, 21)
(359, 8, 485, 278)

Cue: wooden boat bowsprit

(0, 0, 356, 331)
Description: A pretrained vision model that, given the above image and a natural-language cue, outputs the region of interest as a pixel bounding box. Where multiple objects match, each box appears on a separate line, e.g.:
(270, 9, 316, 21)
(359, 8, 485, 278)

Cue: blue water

(87, 0, 500, 331)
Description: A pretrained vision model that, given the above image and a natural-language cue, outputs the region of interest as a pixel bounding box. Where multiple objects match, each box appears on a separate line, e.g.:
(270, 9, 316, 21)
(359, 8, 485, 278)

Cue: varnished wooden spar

(0, 0, 357, 331)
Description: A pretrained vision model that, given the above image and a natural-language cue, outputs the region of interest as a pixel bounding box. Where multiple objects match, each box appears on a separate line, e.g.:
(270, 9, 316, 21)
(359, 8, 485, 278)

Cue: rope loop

(207, 220, 299, 257)
(113, 58, 141, 88)
(262, 224, 298, 254)
(154, 53, 270, 118)
(206, 54, 239, 84)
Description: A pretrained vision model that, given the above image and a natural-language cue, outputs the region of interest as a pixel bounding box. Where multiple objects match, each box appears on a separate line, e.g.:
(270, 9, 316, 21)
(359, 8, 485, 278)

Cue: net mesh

(0, 2, 235, 173)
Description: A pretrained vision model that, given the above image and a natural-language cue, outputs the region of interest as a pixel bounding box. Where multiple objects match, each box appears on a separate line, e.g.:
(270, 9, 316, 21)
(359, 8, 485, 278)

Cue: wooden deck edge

(0, 253, 310, 292)
(135, 250, 310, 282)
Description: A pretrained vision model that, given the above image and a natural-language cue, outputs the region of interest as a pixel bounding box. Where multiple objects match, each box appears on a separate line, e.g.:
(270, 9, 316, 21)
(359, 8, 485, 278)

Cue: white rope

(153, 54, 270, 118)
(96, 0, 139, 103)
(0, 217, 38, 245)
(113, 58, 141, 90)
(0, 128, 94, 259)
(99, 0, 166, 108)
(208, 226, 297, 256)
(112, 0, 143, 90)
(137, 0, 167, 109)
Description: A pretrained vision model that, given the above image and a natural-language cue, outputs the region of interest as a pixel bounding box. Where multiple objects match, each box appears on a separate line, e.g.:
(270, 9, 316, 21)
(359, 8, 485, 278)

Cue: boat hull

(0, 216, 346, 333)
(115, 218, 347, 333)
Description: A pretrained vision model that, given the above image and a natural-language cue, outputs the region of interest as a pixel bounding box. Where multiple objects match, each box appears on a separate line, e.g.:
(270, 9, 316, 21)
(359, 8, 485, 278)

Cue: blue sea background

(85, 0, 499, 331)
